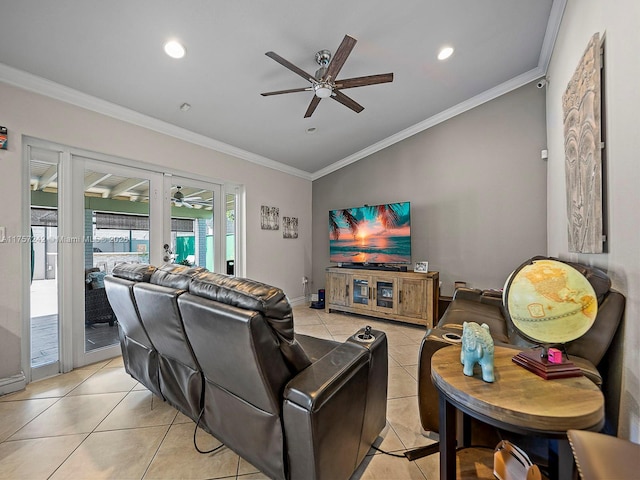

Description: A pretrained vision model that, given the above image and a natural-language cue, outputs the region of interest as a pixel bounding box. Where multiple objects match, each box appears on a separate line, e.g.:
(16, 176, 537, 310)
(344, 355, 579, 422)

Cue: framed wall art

(282, 216, 298, 239)
(260, 205, 279, 230)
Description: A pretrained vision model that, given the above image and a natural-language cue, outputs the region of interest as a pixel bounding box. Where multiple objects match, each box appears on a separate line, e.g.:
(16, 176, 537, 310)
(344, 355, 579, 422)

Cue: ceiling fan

(261, 34, 393, 118)
(172, 186, 201, 208)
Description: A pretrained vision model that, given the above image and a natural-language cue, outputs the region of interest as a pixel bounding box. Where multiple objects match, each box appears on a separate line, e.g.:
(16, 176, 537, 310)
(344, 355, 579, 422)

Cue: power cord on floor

(193, 408, 225, 455)
(380, 442, 493, 462)
(368, 444, 409, 458)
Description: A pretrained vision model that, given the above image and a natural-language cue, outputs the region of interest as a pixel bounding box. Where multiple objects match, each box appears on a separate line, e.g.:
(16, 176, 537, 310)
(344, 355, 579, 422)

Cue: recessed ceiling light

(180, 103, 191, 112)
(438, 46, 454, 61)
(164, 40, 186, 59)
(306, 127, 317, 134)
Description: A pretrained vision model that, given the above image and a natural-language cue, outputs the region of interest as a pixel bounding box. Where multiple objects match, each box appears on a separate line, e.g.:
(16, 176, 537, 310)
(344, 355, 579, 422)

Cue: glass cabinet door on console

(351, 276, 373, 311)
(375, 278, 396, 313)
(350, 275, 397, 314)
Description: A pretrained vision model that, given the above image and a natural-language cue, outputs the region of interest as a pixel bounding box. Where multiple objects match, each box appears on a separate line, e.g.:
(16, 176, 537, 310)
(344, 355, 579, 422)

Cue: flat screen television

(329, 201, 411, 265)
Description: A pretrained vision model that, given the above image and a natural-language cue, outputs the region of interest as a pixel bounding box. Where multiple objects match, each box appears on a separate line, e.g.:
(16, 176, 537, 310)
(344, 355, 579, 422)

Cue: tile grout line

(45, 375, 138, 479)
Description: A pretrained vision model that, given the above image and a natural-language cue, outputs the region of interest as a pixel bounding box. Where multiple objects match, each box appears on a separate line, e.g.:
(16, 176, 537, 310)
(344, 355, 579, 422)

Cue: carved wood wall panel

(563, 33, 603, 253)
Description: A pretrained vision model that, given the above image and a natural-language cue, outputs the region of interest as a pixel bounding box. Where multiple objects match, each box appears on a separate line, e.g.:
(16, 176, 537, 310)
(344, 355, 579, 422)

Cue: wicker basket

(85, 285, 116, 326)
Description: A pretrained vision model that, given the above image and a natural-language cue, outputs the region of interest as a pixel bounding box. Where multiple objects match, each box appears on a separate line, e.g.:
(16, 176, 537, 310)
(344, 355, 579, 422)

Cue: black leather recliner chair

(106, 263, 388, 480)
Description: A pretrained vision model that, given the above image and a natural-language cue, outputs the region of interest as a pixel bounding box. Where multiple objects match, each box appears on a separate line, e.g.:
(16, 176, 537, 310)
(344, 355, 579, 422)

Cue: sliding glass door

(29, 149, 61, 380)
(78, 159, 163, 365)
(24, 139, 243, 376)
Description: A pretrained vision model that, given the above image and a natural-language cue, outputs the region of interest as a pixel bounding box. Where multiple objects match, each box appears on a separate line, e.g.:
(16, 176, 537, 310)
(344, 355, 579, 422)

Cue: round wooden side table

(431, 345, 604, 480)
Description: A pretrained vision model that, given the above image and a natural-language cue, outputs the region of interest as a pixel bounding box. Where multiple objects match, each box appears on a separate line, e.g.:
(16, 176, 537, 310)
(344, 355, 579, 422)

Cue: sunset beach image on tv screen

(329, 202, 411, 264)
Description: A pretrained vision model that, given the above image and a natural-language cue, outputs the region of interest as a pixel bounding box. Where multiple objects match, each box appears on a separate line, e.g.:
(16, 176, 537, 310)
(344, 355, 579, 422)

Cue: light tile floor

(0, 306, 491, 480)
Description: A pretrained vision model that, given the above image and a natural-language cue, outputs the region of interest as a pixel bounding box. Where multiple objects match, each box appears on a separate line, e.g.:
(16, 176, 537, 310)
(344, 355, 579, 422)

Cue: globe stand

(512, 345, 582, 380)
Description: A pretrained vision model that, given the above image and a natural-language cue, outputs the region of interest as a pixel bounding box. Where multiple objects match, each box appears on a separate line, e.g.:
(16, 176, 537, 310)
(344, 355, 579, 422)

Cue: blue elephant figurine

(460, 321, 495, 382)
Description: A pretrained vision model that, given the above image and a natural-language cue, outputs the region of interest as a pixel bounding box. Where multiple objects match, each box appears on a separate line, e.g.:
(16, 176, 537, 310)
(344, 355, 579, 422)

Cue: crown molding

(311, 66, 545, 180)
(538, 0, 567, 73)
(0, 62, 313, 181)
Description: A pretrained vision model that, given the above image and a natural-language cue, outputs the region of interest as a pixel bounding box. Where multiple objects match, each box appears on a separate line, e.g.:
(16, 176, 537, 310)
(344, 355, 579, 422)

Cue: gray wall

(312, 82, 547, 296)
(545, 0, 640, 440)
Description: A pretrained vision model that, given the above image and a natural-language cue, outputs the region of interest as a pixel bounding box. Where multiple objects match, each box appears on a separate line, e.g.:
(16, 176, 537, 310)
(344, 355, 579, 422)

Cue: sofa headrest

(189, 272, 292, 320)
(188, 271, 311, 373)
(530, 255, 611, 304)
(112, 263, 157, 283)
(150, 263, 206, 290)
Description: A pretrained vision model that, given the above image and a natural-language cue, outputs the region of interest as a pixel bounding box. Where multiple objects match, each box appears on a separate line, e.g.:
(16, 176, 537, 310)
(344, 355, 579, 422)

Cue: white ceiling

(0, 0, 562, 179)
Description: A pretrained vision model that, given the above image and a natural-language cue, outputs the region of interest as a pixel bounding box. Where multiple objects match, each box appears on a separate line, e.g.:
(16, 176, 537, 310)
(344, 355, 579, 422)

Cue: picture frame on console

(415, 261, 429, 273)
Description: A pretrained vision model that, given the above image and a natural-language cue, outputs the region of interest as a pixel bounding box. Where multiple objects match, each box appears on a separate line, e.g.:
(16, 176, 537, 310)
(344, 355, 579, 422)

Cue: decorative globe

(503, 259, 597, 344)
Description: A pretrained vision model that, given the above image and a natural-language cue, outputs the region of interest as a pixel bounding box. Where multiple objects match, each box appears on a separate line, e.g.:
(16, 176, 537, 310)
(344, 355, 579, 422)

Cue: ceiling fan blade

(331, 90, 364, 113)
(324, 35, 357, 81)
(336, 73, 394, 89)
(174, 199, 193, 208)
(265, 51, 316, 83)
(261, 86, 313, 96)
(304, 96, 322, 118)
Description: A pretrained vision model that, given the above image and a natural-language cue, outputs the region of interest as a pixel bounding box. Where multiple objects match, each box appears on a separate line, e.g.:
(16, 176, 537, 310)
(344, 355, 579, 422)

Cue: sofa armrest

(283, 341, 376, 480)
(418, 327, 463, 432)
(284, 342, 368, 410)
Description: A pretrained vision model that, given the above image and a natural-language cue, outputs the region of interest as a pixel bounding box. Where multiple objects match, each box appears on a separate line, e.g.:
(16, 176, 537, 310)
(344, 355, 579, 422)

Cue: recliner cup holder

(355, 325, 376, 343)
(355, 333, 376, 343)
(442, 332, 461, 343)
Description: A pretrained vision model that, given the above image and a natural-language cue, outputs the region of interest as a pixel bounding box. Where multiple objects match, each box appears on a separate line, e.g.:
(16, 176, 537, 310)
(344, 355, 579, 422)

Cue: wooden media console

(325, 267, 439, 327)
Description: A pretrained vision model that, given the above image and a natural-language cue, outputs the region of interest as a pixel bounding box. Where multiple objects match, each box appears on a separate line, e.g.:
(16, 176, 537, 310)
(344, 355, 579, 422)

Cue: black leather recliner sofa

(105, 262, 388, 480)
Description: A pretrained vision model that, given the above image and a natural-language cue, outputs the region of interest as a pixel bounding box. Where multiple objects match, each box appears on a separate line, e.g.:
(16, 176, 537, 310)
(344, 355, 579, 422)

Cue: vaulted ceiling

(0, 0, 563, 179)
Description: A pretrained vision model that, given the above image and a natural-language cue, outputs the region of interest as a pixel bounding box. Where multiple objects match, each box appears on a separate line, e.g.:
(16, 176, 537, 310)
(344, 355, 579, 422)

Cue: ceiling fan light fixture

(438, 46, 454, 61)
(164, 40, 186, 59)
(262, 34, 393, 117)
(314, 83, 332, 98)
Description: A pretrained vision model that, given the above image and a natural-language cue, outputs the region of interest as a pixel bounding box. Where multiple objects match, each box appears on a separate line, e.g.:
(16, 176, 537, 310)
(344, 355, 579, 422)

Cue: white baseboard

(288, 295, 309, 307)
(0, 372, 26, 396)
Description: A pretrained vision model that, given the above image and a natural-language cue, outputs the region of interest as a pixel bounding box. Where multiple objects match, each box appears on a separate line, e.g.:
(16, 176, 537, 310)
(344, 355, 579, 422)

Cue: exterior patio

(30, 279, 119, 368)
